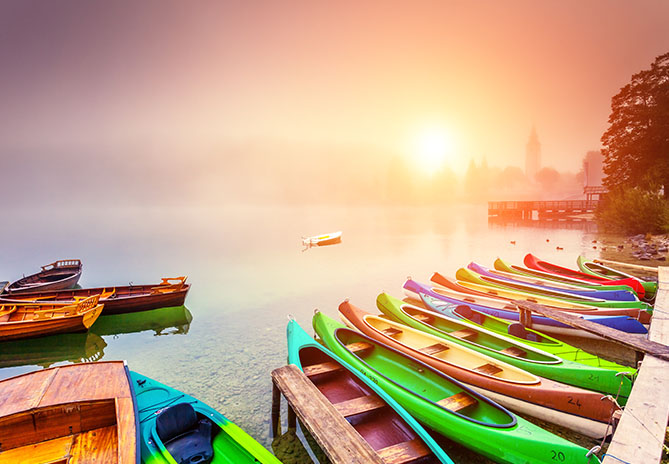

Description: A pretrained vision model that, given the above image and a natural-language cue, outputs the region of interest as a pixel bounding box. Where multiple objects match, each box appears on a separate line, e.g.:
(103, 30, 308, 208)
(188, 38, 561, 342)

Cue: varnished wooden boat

(339, 300, 620, 438)
(0, 295, 103, 341)
(0, 277, 190, 315)
(4, 259, 83, 294)
(0, 361, 139, 463)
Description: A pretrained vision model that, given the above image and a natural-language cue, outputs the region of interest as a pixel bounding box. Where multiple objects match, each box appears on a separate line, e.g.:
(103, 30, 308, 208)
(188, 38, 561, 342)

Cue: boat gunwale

(330, 325, 518, 429)
(389, 299, 562, 366)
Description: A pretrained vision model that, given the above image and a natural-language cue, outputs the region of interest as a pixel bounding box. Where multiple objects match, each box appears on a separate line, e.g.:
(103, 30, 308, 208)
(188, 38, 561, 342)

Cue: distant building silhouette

(583, 150, 604, 187)
(525, 127, 541, 180)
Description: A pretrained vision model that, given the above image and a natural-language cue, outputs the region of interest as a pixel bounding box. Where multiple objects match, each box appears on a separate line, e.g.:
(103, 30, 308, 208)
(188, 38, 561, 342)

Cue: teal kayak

(313, 311, 601, 464)
(131, 371, 281, 464)
(377, 292, 633, 403)
(287, 318, 453, 463)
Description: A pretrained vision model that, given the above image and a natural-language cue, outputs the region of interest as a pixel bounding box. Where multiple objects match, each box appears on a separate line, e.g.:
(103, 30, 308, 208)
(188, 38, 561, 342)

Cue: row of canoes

(279, 255, 657, 463)
(0, 361, 281, 464)
(0, 259, 190, 341)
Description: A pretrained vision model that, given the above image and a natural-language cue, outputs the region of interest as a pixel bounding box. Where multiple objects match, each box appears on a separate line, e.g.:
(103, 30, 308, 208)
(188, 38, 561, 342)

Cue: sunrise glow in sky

(1, 1, 668, 205)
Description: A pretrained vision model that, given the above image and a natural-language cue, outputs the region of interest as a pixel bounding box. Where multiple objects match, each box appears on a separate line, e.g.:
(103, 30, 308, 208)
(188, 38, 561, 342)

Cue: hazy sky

(1, 0, 668, 175)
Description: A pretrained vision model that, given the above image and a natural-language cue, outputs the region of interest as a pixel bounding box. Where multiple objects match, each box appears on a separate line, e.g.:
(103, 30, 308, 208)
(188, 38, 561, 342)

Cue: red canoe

(523, 254, 645, 299)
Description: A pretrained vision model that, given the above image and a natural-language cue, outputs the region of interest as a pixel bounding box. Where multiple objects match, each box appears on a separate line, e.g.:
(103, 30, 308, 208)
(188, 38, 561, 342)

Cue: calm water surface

(0, 204, 609, 461)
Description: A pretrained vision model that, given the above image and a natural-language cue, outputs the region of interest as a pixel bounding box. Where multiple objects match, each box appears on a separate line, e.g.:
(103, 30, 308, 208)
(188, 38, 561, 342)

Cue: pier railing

(488, 200, 599, 219)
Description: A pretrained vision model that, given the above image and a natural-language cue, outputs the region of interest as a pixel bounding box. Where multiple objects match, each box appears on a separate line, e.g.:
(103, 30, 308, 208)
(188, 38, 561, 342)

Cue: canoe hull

(0, 303, 103, 342)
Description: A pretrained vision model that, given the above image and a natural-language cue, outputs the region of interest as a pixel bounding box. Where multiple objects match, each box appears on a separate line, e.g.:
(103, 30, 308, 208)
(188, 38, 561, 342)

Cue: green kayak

(576, 255, 657, 301)
(377, 292, 633, 403)
(313, 311, 601, 464)
(131, 371, 281, 464)
(456, 267, 652, 311)
(422, 294, 636, 379)
(286, 318, 454, 463)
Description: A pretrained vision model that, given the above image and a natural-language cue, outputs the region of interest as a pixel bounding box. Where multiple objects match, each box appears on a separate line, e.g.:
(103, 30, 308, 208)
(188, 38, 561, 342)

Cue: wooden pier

(517, 268, 669, 464)
(488, 200, 598, 219)
(270, 364, 386, 464)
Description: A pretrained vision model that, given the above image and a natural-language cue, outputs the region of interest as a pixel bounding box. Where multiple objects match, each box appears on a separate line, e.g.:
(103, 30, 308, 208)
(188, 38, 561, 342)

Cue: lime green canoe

(313, 311, 601, 464)
(131, 371, 281, 464)
(377, 292, 633, 403)
(576, 255, 657, 301)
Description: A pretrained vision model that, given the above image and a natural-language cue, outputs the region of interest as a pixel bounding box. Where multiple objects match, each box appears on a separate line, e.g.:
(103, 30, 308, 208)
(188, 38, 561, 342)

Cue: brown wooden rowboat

(5, 259, 83, 294)
(0, 277, 190, 315)
(0, 295, 103, 341)
(0, 361, 139, 464)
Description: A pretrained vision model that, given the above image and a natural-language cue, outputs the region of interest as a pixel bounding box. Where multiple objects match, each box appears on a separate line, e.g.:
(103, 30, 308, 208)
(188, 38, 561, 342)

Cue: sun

(412, 127, 456, 174)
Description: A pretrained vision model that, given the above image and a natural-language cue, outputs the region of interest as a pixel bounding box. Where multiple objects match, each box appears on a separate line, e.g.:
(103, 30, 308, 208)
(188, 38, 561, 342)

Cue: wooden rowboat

(4, 259, 83, 294)
(0, 277, 190, 315)
(339, 300, 620, 438)
(0, 361, 139, 463)
(287, 318, 452, 463)
(0, 295, 103, 341)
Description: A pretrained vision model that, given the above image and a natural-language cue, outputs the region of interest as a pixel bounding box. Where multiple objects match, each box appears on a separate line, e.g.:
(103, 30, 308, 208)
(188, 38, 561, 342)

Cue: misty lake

(0, 203, 617, 462)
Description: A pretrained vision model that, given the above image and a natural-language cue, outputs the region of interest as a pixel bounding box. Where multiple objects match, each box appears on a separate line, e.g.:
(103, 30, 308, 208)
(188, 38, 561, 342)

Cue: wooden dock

(270, 364, 386, 464)
(517, 268, 669, 464)
(488, 200, 598, 219)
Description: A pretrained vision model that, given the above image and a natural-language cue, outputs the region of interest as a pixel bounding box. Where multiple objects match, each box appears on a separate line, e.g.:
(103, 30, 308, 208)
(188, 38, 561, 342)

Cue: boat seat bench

(346, 342, 373, 353)
(436, 392, 477, 412)
(419, 343, 449, 356)
(334, 395, 386, 418)
(448, 328, 477, 340)
(377, 438, 431, 464)
(381, 327, 403, 337)
(304, 361, 343, 377)
(500, 346, 527, 358)
(474, 363, 503, 376)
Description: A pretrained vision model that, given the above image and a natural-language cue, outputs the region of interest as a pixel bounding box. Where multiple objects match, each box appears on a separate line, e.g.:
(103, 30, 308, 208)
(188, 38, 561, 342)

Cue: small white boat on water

(302, 231, 342, 249)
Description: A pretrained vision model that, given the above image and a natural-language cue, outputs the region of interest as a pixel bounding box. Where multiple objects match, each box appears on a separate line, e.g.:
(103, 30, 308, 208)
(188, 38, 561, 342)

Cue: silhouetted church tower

(525, 126, 541, 180)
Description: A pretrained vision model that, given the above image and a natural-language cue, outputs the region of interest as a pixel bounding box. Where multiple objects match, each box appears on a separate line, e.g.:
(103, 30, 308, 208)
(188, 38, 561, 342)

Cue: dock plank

(513, 300, 669, 361)
(271, 365, 384, 464)
(602, 267, 669, 464)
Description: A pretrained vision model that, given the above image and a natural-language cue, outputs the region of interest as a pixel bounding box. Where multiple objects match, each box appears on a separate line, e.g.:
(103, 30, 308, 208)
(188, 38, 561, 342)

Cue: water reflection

(90, 305, 193, 336)
(0, 332, 107, 369)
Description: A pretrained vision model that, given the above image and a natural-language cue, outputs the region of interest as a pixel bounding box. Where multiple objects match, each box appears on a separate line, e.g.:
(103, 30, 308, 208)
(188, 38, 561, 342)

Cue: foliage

(601, 52, 669, 197)
(596, 188, 669, 234)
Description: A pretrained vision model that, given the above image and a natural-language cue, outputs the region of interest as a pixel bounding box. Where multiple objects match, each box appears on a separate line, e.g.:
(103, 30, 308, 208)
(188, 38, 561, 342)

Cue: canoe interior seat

(507, 323, 540, 342)
(333, 394, 386, 418)
(413, 313, 431, 322)
(419, 343, 450, 356)
(303, 361, 343, 377)
(448, 328, 477, 341)
(455, 305, 484, 324)
(500, 346, 528, 358)
(377, 438, 431, 464)
(381, 327, 403, 338)
(156, 403, 214, 464)
(345, 342, 373, 354)
(473, 363, 503, 376)
(436, 391, 477, 412)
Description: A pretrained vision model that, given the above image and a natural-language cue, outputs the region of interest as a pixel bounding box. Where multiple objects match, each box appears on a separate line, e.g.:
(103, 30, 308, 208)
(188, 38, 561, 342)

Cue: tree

(601, 52, 669, 197)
